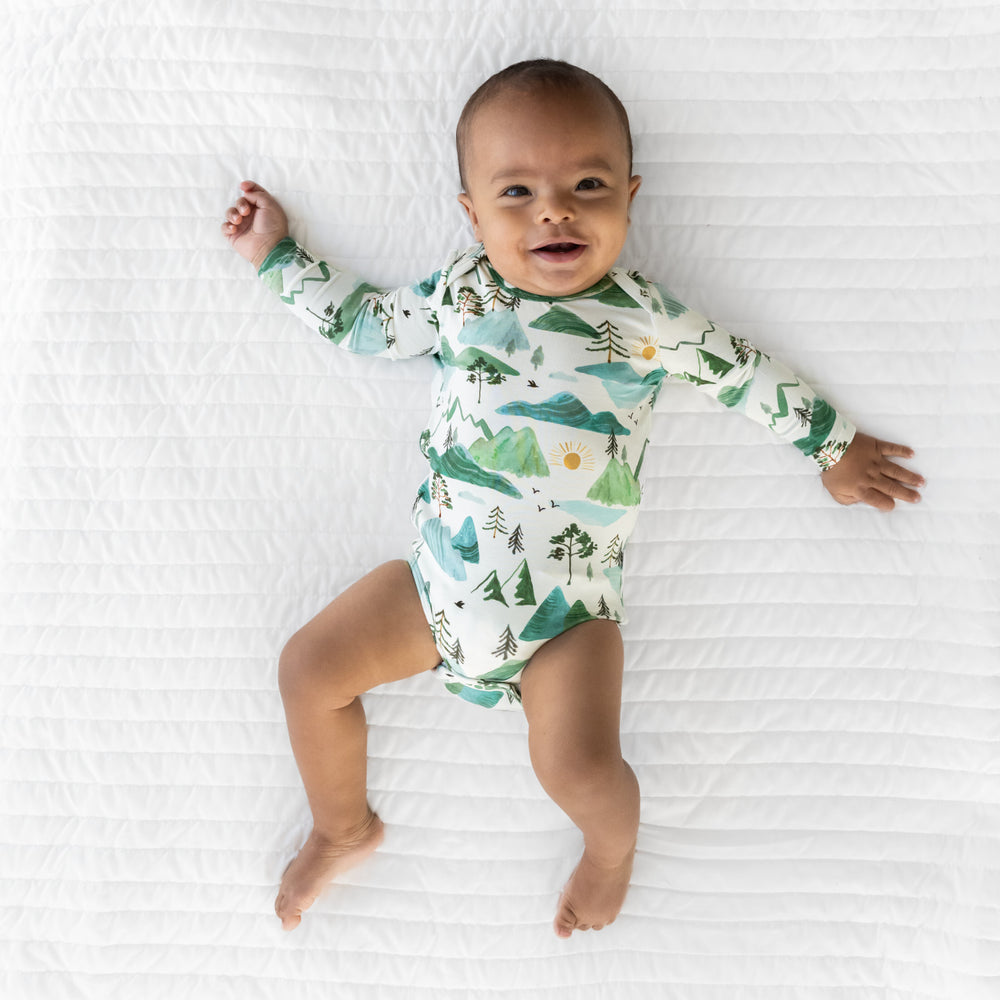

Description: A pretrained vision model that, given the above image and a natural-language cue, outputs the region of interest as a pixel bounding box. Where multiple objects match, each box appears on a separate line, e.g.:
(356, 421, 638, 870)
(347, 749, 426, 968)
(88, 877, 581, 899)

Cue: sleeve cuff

(256, 237, 300, 277)
(810, 410, 857, 471)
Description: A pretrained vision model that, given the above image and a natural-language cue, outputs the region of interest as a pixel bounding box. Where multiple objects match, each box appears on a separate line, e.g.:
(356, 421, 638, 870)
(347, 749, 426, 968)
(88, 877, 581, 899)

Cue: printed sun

(633, 335, 660, 360)
(550, 441, 594, 471)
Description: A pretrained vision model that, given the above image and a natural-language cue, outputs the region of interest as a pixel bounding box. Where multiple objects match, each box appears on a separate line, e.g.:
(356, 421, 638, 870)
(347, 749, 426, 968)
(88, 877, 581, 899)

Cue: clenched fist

(221, 180, 290, 270)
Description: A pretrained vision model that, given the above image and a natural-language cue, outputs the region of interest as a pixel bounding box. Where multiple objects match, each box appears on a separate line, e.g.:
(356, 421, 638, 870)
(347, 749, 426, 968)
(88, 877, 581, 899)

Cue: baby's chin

(491, 248, 612, 298)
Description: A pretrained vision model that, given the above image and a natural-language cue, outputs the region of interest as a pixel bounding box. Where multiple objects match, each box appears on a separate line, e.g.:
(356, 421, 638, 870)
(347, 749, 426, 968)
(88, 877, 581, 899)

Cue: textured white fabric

(3, 2, 998, 998)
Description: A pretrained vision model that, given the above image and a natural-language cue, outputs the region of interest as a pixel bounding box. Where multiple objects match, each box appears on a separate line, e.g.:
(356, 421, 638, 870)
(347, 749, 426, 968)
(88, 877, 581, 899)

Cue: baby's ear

(626, 175, 642, 223)
(457, 193, 481, 238)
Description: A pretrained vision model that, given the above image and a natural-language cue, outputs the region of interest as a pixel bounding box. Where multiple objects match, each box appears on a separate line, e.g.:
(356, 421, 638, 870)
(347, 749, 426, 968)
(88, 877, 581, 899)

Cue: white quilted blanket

(4, 2, 998, 998)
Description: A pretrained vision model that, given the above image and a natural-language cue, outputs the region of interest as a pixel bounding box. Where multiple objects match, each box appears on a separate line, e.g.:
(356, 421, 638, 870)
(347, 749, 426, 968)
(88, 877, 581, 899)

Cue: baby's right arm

(221, 180, 290, 270)
(222, 180, 443, 361)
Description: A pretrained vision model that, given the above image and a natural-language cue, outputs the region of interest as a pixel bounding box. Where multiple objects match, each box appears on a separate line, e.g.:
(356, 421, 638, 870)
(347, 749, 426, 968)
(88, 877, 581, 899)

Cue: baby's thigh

(520, 619, 625, 763)
(279, 560, 441, 701)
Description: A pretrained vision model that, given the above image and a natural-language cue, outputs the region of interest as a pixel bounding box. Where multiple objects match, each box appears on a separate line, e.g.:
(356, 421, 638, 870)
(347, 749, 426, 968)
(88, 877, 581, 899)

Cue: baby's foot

(274, 812, 384, 931)
(553, 846, 635, 938)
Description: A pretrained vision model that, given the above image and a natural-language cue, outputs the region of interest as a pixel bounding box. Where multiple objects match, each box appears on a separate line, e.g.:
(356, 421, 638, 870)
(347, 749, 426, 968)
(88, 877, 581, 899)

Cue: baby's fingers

(238, 179, 276, 208)
(877, 439, 915, 460)
(861, 465, 923, 511)
(221, 197, 249, 231)
(876, 474, 922, 507)
(882, 456, 923, 481)
(861, 486, 897, 513)
(878, 444, 925, 504)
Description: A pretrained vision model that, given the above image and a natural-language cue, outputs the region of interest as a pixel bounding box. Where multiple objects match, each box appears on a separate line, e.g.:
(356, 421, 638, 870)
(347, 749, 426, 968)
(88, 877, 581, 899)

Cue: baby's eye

(576, 177, 605, 191)
(501, 185, 530, 198)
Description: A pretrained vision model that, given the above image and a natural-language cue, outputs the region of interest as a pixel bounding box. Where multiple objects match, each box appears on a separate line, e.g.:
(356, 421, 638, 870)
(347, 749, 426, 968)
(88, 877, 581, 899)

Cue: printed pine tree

(492, 625, 518, 660)
(597, 595, 611, 618)
(475, 560, 535, 608)
(293, 246, 315, 268)
(602, 534, 623, 568)
(483, 505, 507, 538)
(484, 282, 518, 311)
(474, 570, 508, 606)
(815, 438, 852, 471)
(449, 636, 465, 664)
(587, 320, 627, 362)
(443, 424, 455, 450)
(431, 608, 451, 645)
(512, 561, 536, 605)
(606, 429, 619, 459)
(507, 523, 525, 554)
(467, 357, 506, 402)
(548, 523, 597, 585)
(530, 346, 544, 370)
(730, 336, 761, 366)
(431, 472, 452, 517)
(456, 287, 485, 321)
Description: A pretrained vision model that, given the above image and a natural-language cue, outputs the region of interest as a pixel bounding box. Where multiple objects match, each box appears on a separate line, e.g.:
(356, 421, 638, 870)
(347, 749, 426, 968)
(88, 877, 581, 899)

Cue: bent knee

(530, 745, 628, 800)
(277, 629, 357, 708)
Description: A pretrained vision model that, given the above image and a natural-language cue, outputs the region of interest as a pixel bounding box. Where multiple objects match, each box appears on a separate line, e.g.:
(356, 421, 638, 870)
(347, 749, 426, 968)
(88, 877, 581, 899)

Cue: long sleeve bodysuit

(260, 239, 856, 709)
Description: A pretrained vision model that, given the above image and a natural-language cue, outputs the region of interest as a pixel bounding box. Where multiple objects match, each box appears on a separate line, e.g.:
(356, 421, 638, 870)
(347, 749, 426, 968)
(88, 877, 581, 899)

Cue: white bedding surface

(3, 1, 999, 997)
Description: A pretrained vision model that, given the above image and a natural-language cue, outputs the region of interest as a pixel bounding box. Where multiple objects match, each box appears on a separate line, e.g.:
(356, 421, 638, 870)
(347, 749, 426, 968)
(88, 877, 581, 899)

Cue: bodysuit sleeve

(649, 283, 856, 471)
(257, 237, 442, 359)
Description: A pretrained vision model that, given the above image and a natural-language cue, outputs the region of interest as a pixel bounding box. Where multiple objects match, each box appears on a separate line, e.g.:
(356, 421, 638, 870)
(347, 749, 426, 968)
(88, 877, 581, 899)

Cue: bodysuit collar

(457, 244, 620, 303)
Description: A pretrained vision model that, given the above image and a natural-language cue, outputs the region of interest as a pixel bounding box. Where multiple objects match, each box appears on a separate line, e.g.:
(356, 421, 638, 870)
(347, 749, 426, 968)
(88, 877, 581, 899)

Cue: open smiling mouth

(531, 242, 587, 262)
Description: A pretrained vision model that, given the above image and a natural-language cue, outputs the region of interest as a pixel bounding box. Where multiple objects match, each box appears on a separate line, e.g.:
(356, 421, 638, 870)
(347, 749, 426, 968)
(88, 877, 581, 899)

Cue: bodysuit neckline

(482, 257, 618, 304)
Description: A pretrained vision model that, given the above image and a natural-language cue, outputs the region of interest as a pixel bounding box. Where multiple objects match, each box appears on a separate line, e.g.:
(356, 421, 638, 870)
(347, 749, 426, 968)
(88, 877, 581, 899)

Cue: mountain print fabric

(259, 240, 856, 709)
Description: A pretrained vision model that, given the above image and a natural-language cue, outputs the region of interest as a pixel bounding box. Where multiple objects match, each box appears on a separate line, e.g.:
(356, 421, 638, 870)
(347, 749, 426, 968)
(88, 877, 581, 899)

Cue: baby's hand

(221, 180, 290, 270)
(821, 432, 925, 512)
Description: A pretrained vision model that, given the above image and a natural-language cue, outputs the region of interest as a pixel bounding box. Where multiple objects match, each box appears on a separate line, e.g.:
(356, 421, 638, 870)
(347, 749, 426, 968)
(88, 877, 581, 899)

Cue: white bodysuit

(260, 239, 856, 709)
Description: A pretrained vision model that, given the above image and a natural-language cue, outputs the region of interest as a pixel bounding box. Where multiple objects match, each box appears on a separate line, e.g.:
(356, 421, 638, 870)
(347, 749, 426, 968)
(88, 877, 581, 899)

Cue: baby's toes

(553, 897, 577, 938)
(274, 891, 303, 932)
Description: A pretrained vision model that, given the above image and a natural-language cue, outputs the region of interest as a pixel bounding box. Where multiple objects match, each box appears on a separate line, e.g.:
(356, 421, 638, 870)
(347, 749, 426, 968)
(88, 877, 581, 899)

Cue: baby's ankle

(582, 833, 637, 870)
(312, 808, 381, 846)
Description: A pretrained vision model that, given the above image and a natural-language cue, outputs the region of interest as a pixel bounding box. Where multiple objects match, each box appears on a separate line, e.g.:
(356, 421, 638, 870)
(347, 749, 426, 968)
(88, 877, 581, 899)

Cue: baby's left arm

(820, 432, 924, 512)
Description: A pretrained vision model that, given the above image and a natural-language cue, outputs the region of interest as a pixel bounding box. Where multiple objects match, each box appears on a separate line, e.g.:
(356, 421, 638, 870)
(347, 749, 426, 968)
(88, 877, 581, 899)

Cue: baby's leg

(274, 560, 441, 931)
(520, 620, 639, 938)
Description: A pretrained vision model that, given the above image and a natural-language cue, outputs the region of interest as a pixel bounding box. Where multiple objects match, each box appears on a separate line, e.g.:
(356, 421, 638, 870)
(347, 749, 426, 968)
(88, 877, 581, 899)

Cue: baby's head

(456, 60, 641, 298)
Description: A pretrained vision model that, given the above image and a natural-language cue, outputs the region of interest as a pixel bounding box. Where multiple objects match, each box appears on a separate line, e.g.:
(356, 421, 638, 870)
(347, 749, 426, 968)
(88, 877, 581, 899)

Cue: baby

(221, 59, 924, 938)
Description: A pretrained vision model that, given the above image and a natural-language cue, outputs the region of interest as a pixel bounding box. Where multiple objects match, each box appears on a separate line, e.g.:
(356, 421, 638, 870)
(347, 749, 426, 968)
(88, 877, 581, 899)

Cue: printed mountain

(458, 309, 531, 354)
(468, 426, 549, 477)
(586, 456, 641, 507)
(519, 587, 594, 641)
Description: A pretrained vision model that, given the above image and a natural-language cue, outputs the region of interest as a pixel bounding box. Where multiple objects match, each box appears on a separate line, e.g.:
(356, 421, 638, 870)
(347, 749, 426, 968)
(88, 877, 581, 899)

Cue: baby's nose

(536, 195, 575, 224)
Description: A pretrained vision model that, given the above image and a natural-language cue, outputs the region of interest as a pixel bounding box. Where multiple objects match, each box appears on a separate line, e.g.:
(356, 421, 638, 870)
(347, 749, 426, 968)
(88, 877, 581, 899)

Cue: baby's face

(458, 88, 641, 297)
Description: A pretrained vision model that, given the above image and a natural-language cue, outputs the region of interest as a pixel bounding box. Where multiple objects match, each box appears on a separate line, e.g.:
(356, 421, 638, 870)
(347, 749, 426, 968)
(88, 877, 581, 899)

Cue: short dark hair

(456, 59, 633, 192)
